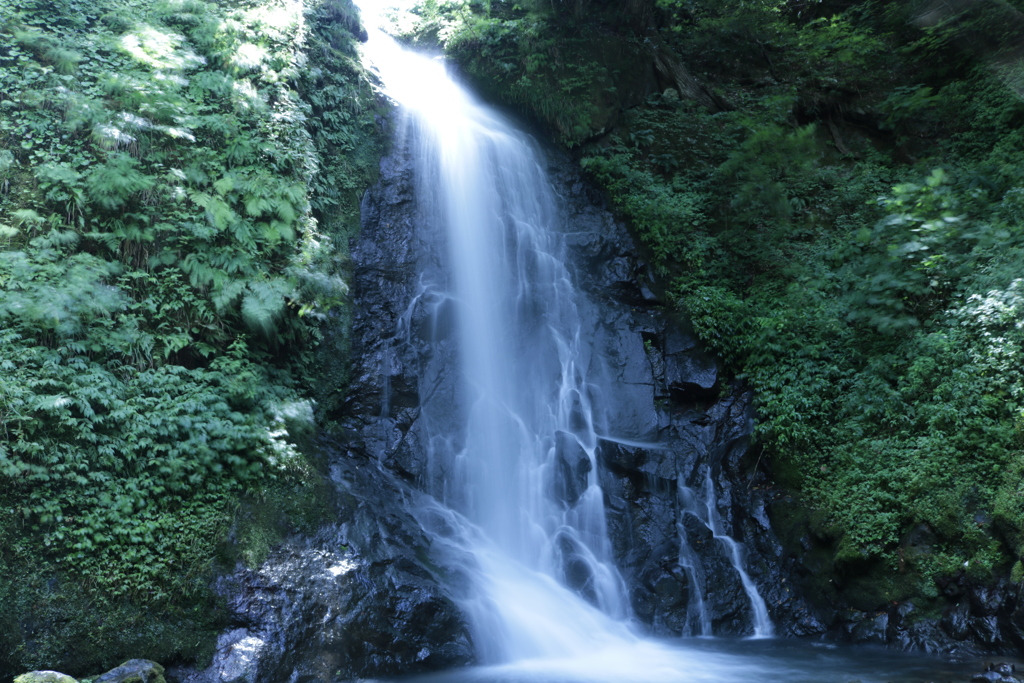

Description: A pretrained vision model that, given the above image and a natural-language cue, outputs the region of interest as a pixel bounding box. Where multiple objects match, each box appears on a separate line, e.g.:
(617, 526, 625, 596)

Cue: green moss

(0, 557, 224, 677)
(838, 562, 921, 612)
(227, 461, 332, 569)
(14, 673, 77, 683)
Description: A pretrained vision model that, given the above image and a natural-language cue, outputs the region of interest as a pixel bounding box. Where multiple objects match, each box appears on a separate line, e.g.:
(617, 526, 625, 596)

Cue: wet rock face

(971, 662, 1023, 683)
(779, 523, 1024, 656)
(96, 660, 165, 683)
(339, 142, 460, 489)
(175, 131, 478, 683)
(554, 431, 593, 508)
(324, 113, 1024, 661)
(174, 447, 473, 683)
(904, 579, 1024, 656)
(543, 150, 1024, 656)
(339, 126, 821, 643)
(544, 156, 822, 639)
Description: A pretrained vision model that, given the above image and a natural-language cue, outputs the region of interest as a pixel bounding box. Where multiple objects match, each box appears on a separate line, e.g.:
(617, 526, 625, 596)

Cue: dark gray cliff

(346, 111, 1024, 657)
(554, 146, 1024, 655)
(546, 156, 824, 639)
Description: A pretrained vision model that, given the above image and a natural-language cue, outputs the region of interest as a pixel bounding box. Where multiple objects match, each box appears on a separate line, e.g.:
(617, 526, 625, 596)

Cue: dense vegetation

(0, 0, 383, 675)
(401, 0, 1024, 612)
(6, 0, 1024, 671)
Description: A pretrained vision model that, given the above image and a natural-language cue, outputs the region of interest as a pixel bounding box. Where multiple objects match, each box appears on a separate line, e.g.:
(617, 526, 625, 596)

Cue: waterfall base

(381, 638, 986, 683)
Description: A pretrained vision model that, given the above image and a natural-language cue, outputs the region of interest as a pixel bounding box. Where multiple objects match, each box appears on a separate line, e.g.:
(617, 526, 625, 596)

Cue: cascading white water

(360, 29, 631, 660)
(678, 472, 775, 638)
(358, 22, 780, 680)
(675, 516, 713, 637)
(345, 18, 995, 683)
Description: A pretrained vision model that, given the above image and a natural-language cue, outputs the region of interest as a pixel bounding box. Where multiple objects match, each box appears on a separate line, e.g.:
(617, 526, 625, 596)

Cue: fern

(87, 154, 156, 211)
(44, 46, 83, 74)
(241, 278, 290, 340)
(0, 0, 384, 667)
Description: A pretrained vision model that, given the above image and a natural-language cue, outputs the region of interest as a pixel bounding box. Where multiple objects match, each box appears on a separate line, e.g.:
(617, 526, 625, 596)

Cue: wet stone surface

(172, 446, 474, 683)
(339, 129, 822, 644)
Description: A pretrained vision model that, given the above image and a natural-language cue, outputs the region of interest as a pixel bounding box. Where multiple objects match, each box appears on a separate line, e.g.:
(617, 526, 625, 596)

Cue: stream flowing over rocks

(178, 118, 820, 683)
(346, 118, 810, 640)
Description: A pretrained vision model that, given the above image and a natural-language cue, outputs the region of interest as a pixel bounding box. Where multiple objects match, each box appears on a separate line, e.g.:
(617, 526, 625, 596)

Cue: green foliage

(582, 144, 710, 267)
(444, 16, 595, 144)
(441, 0, 1024, 604)
(226, 466, 331, 569)
(0, 0, 383, 674)
(840, 168, 1023, 333)
(879, 85, 940, 144)
(716, 124, 819, 224)
(411, 3, 644, 146)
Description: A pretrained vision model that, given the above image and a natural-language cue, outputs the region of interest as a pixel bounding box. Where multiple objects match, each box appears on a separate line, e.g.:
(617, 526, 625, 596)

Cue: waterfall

(678, 472, 775, 638)
(358, 25, 774, 674)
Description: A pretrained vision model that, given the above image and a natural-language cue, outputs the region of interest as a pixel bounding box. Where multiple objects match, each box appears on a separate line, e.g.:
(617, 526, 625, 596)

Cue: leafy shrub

(0, 0, 383, 673)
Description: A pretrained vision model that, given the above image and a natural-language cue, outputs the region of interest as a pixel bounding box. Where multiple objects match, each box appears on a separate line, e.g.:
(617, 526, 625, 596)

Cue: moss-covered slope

(0, 0, 384, 676)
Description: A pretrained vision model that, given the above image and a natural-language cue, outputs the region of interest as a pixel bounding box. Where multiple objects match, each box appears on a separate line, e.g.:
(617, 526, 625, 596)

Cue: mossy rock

(14, 672, 77, 683)
(94, 660, 164, 683)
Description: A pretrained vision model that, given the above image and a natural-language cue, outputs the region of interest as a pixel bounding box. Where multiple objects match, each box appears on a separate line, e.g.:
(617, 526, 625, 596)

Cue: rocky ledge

(170, 444, 473, 683)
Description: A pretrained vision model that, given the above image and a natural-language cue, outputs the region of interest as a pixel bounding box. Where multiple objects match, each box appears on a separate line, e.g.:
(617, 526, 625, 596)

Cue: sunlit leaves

(120, 24, 204, 71)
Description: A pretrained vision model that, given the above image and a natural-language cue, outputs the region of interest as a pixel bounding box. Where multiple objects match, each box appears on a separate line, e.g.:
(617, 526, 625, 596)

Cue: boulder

(95, 660, 165, 683)
(971, 662, 1021, 683)
(14, 672, 77, 683)
(174, 449, 474, 683)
